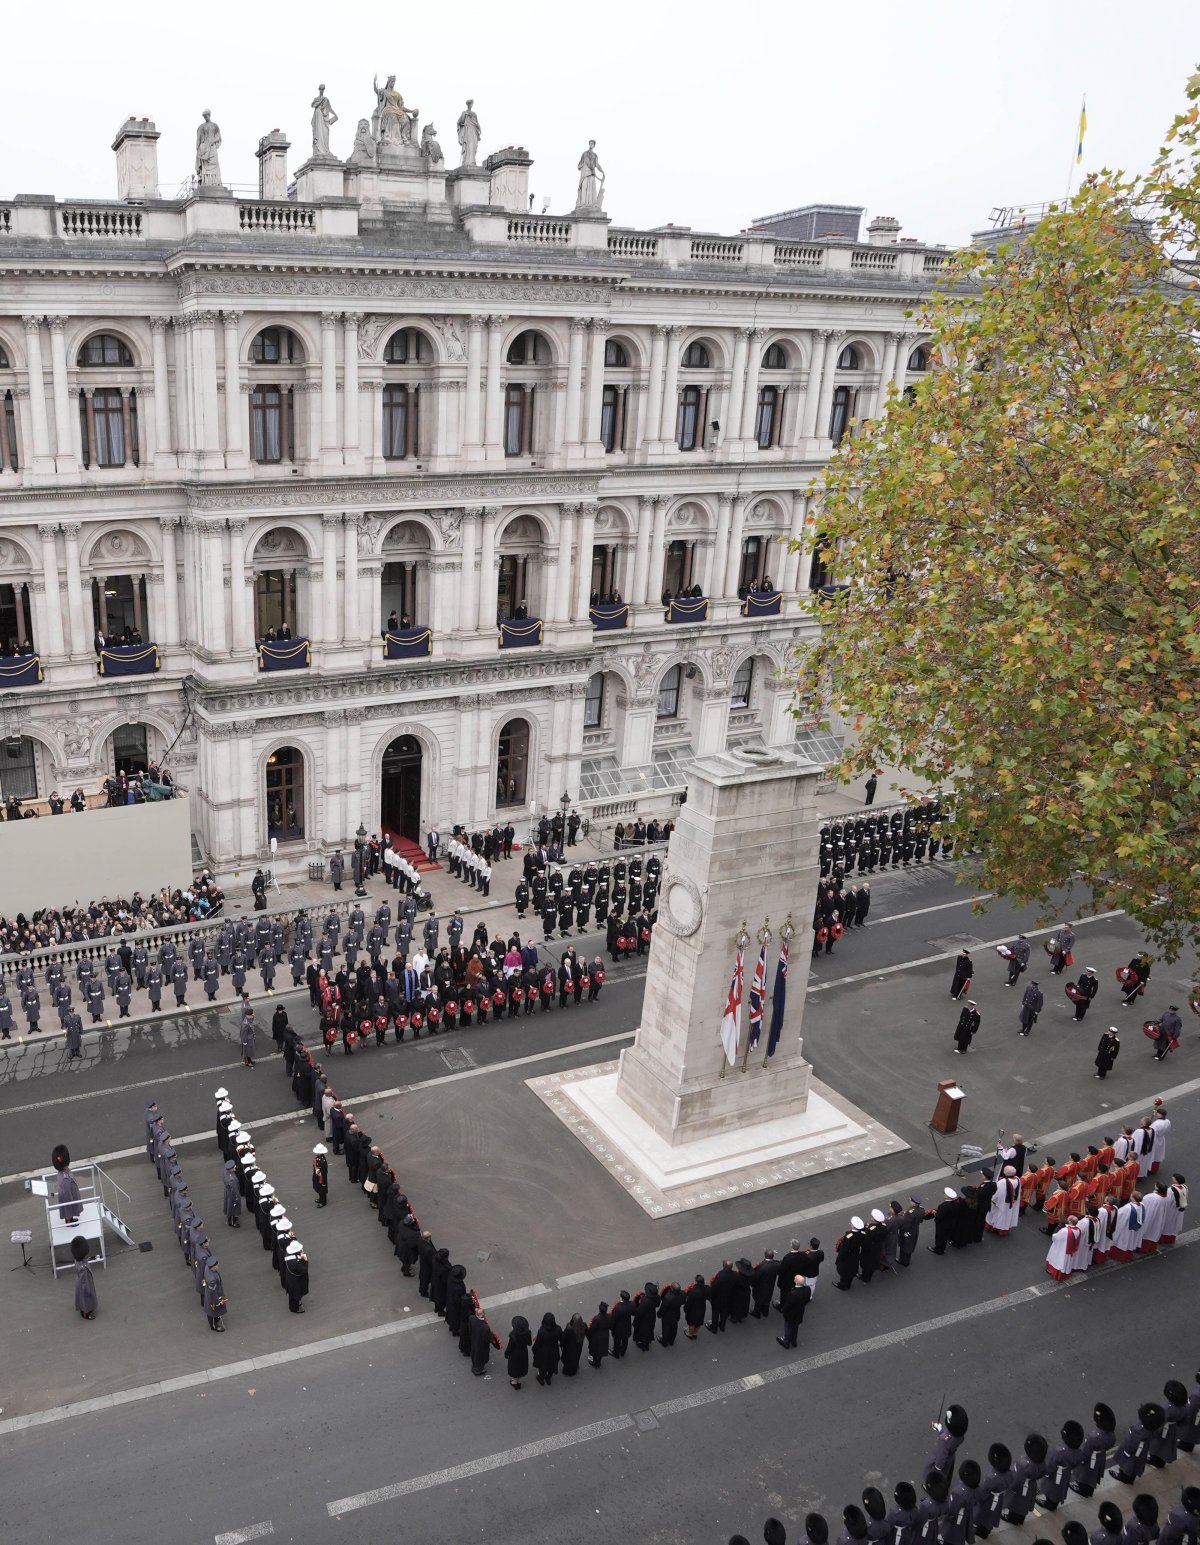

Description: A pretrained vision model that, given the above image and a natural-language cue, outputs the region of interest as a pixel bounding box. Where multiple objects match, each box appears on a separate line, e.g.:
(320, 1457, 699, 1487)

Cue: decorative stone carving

(175, 273, 610, 305)
(372, 74, 418, 148)
(420, 124, 444, 164)
(660, 871, 705, 938)
(456, 100, 481, 168)
(575, 141, 605, 213)
(311, 85, 339, 160)
(432, 508, 463, 549)
(347, 120, 378, 169)
(706, 645, 737, 683)
(432, 317, 467, 362)
(94, 529, 152, 562)
(195, 111, 223, 186)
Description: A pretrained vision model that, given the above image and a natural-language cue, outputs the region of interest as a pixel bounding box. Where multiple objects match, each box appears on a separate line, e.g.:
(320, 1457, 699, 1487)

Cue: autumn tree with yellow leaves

(795, 75, 1200, 963)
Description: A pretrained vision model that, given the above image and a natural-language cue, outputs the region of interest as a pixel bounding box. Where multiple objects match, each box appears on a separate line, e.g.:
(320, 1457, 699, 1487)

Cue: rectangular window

(829, 387, 852, 447)
(600, 385, 618, 452)
(663, 540, 693, 597)
(583, 671, 604, 729)
(251, 386, 283, 463)
(738, 536, 764, 594)
(2, 392, 17, 471)
(504, 385, 525, 457)
(754, 386, 778, 449)
(382, 385, 408, 459)
(93, 389, 126, 467)
(676, 386, 701, 451)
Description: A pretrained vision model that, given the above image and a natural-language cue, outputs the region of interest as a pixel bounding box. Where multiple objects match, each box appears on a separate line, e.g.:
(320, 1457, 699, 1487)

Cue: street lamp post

(353, 821, 368, 897)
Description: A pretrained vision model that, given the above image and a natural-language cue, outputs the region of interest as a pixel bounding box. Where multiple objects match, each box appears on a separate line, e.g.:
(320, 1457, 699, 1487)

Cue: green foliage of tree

(794, 76, 1200, 964)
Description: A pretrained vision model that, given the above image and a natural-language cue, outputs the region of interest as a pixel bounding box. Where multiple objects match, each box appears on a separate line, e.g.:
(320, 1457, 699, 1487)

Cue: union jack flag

(748, 942, 768, 1048)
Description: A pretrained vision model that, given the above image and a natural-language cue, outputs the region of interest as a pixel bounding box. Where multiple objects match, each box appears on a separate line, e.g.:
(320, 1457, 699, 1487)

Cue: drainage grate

(138, 1241, 154, 1253)
(633, 1409, 661, 1432)
(930, 934, 988, 952)
(439, 1047, 476, 1072)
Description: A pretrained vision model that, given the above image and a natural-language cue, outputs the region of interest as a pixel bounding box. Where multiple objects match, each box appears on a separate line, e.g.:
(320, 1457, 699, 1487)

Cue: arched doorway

(496, 718, 530, 807)
(381, 734, 423, 842)
(266, 745, 305, 842)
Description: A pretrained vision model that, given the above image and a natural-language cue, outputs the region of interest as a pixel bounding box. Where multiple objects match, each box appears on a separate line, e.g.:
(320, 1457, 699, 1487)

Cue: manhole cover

(930, 934, 988, 952)
(440, 1047, 476, 1072)
(633, 1410, 660, 1432)
(138, 1241, 154, 1253)
(476, 1250, 492, 1263)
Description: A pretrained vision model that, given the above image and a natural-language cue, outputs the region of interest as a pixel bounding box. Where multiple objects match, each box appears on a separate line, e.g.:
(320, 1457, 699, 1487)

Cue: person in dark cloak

(953, 1002, 980, 1053)
(586, 1301, 612, 1367)
(834, 1219, 864, 1288)
(632, 1282, 660, 1350)
(533, 1313, 561, 1385)
(928, 1188, 961, 1255)
(560, 1313, 585, 1376)
(657, 1281, 683, 1346)
(610, 1290, 633, 1358)
(71, 1235, 97, 1320)
(445, 1265, 468, 1335)
(223, 1159, 242, 1226)
(468, 1310, 493, 1376)
(430, 1248, 452, 1316)
(505, 1314, 532, 1389)
(683, 1273, 708, 1337)
(949, 950, 972, 1000)
(417, 1230, 436, 1297)
(971, 1172, 998, 1243)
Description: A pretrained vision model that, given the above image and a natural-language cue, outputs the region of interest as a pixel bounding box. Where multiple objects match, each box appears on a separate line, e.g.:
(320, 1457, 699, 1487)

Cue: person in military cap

(1109, 1404, 1166, 1484)
(885, 1483, 918, 1545)
(1003, 1434, 1049, 1525)
(1124, 1496, 1161, 1545)
(202, 1257, 227, 1331)
(1071, 1403, 1117, 1496)
(1159, 1487, 1200, 1545)
(943, 1461, 983, 1545)
(53, 1143, 83, 1225)
(284, 1240, 309, 1312)
(1090, 1502, 1124, 1545)
(833, 1217, 864, 1289)
(977, 1442, 1015, 1538)
(312, 1143, 328, 1207)
(926, 1406, 969, 1480)
(1038, 1419, 1086, 1509)
(222, 1158, 242, 1227)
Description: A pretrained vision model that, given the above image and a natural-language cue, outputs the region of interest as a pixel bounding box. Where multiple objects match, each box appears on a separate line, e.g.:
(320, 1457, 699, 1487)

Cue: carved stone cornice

(187, 472, 600, 513)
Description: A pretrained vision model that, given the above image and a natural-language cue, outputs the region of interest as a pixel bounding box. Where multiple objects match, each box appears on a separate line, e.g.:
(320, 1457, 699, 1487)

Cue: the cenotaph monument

(529, 747, 904, 1214)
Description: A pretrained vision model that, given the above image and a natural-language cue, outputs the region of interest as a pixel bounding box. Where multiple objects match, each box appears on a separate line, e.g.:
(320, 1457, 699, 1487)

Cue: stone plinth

(616, 747, 822, 1143)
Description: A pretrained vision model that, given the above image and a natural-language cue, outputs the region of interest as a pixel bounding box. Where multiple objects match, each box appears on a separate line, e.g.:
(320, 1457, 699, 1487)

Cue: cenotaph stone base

(528, 748, 905, 1214)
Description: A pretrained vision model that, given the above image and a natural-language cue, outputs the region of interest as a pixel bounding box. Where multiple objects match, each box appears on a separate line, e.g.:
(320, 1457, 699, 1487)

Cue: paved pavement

(3, 859, 1197, 1544)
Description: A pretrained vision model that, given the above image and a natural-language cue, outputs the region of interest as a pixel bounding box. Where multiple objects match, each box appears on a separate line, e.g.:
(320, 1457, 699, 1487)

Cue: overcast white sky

(3, 0, 1197, 246)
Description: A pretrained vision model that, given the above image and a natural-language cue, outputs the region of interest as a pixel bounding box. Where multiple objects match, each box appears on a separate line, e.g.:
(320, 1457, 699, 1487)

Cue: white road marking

(0, 1031, 637, 1184)
(0, 1061, 237, 1118)
(807, 911, 1125, 993)
(214, 1524, 274, 1545)
(327, 1416, 637, 1514)
(327, 1231, 1198, 1517)
(872, 894, 995, 924)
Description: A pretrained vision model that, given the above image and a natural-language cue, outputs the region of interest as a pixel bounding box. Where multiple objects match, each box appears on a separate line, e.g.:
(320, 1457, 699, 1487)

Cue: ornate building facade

(0, 103, 943, 879)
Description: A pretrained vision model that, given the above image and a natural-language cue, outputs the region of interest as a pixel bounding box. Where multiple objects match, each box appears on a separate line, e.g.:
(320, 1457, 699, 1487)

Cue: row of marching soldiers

(144, 1100, 229, 1331)
(818, 798, 954, 881)
(213, 1090, 310, 1314)
(728, 1385, 1200, 1545)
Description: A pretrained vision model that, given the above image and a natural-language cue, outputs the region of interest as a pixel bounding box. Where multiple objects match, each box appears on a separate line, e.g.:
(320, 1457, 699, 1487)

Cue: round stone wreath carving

(663, 873, 704, 937)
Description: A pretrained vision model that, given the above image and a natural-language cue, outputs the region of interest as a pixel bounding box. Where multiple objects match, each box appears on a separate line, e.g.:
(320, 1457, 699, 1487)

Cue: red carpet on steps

(385, 833, 441, 872)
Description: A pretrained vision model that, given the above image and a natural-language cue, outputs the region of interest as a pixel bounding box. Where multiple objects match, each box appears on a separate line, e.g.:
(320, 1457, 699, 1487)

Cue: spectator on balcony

(71, 788, 87, 812)
(661, 587, 672, 606)
(386, 609, 399, 633)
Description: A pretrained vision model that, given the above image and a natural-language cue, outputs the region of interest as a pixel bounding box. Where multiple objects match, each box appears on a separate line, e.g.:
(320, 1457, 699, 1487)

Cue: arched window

(78, 334, 133, 368)
(0, 345, 9, 366)
(604, 339, 628, 367)
(583, 671, 605, 729)
(496, 719, 530, 805)
(656, 665, 682, 719)
(112, 724, 150, 777)
(907, 346, 929, 372)
(250, 327, 301, 364)
(92, 574, 148, 640)
(762, 343, 787, 370)
(266, 746, 305, 841)
(384, 328, 432, 364)
(829, 385, 852, 445)
(836, 345, 860, 370)
(681, 341, 710, 369)
(730, 658, 754, 708)
(506, 330, 551, 366)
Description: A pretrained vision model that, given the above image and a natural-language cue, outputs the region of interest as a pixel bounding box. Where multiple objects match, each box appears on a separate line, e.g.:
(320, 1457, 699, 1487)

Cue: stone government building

(0, 81, 942, 879)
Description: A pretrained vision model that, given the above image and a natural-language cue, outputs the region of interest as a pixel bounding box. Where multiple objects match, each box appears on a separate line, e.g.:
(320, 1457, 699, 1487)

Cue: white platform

(528, 1060, 908, 1216)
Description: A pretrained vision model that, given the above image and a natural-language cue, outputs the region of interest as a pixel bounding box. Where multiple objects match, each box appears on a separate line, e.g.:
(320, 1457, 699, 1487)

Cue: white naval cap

(850, 1216, 865, 1230)
(237, 1131, 252, 1145)
(276, 1217, 292, 1232)
(285, 1240, 304, 1257)
(871, 1208, 886, 1223)
(269, 1203, 286, 1219)
(214, 1087, 229, 1100)
(313, 1144, 327, 1155)
(944, 1187, 958, 1199)
(250, 1170, 265, 1185)
(258, 1182, 276, 1198)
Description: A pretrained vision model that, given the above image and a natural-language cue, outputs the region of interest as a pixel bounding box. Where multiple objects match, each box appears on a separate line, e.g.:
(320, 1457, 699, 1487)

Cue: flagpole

(742, 918, 771, 1071)
(719, 921, 750, 1079)
(1065, 93, 1085, 203)
(764, 914, 795, 1067)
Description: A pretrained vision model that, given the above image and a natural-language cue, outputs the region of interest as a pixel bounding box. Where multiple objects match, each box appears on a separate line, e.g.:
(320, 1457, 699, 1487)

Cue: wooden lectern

(931, 1078, 964, 1135)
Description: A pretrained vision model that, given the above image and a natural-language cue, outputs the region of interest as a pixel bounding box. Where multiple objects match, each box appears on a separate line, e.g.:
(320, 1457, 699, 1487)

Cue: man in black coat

(708, 1260, 737, 1333)
(416, 1229, 436, 1296)
(928, 1188, 961, 1255)
(777, 1237, 805, 1292)
(834, 1219, 864, 1290)
(587, 1302, 612, 1368)
(751, 1250, 779, 1318)
(858, 1211, 887, 1282)
(776, 1275, 812, 1350)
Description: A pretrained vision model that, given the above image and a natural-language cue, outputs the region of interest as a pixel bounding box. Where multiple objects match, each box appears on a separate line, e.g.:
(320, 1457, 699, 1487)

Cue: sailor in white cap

(312, 1143, 329, 1207)
(284, 1240, 309, 1313)
(271, 1211, 293, 1280)
(858, 1209, 888, 1282)
(216, 1099, 237, 1159)
(834, 1217, 866, 1290)
(928, 1188, 961, 1256)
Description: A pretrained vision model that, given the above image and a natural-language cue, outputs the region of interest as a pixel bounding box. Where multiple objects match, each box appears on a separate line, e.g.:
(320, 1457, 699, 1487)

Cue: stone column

(321, 513, 340, 643)
(800, 328, 830, 440)
(132, 572, 145, 636)
(197, 312, 222, 456)
(723, 496, 748, 597)
(343, 710, 365, 838)
(464, 315, 485, 448)
(815, 330, 845, 443)
(698, 536, 718, 598)
(159, 516, 181, 645)
(657, 326, 680, 449)
(343, 315, 360, 458)
(233, 720, 258, 860)
(459, 506, 480, 632)
(324, 710, 345, 845)
(574, 502, 597, 619)
(892, 333, 914, 397)
(37, 524, 66, 656)
(150, 318, 173, 463)
(712, 496, 733, 600)
(584, 319, 608, 450)
(46, 317, 76, 467)
(21, 317, 53, 467)
(554, 505, 578, 620)
(60, 522, 88, 657)
(360, 560, 381, 642)
(739, 328, 764, 443)
(343, 514, 361, 641)
(209, 524, 229, 652)
(475, 505, 498, 631)
(221, 311, 242, 459)
(305, 378, 322, 464)
(483, 316, 507, 458)
(647, 497, 668, 604)
(784, 491, 807, 594)
(633, 495, 654, 606)
(695, 684, 731, 756)
(877, 333, 900, 413)
(643, 325, 667, 447)
(725, 327, 750, 445)
(564, 318, 586, 448)
(320, 312, 339, 452)
(28, 580, 49, 659)
(228, 520, 253, 652)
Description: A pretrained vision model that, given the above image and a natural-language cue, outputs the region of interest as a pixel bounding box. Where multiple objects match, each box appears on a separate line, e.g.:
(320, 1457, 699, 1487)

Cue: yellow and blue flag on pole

(1076, 98, 1087, 164)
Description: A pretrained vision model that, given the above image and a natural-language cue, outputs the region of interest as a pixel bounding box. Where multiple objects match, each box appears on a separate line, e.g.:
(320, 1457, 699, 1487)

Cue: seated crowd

(0, 872, 225, 957)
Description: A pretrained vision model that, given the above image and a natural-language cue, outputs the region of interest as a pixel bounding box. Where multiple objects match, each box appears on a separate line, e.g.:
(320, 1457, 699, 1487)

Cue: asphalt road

(4, 860, 1198, 1545)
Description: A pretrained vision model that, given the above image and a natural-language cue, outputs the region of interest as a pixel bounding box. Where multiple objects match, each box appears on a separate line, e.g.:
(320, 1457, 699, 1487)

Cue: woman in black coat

(658, 1282, 683, 1347)
(586, 1303, 612, 1368)
(271, 1005, 289, 1049)
(533, 1314, 561, 1385)
(560, 1314, 585, 1376)
(505, 1315, 532, 1389)
(468, 1312, 492, 1376)
(430, 1248, 451, 1315)
(445, 1265, 468, 1335)
(683, 1273, 708, 1339)
(632, 1282, 660, 1351)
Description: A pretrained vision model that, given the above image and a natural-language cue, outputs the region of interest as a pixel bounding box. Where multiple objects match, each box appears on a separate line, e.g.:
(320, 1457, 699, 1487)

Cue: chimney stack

(113, 117, 160, 203)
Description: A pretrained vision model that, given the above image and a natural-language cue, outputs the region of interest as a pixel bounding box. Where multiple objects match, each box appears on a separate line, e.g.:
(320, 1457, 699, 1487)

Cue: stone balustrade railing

(60, 205, 144, 239)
